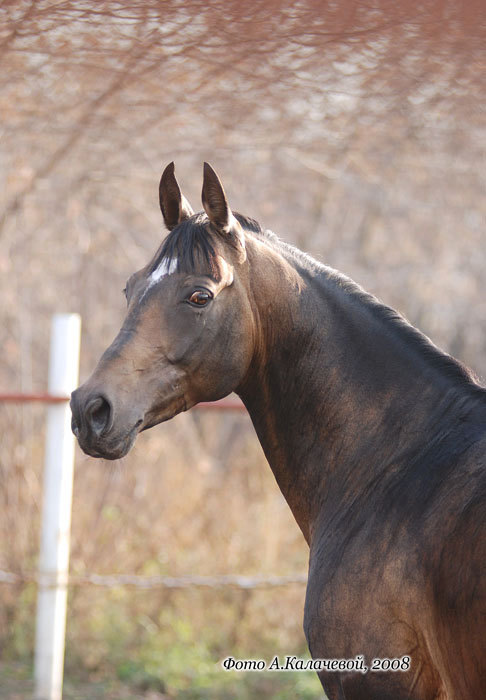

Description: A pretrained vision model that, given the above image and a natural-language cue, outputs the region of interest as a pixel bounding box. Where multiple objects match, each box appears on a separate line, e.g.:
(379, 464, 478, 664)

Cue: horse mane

(257, 228, 485, 396)
(151, 212, 484, 396)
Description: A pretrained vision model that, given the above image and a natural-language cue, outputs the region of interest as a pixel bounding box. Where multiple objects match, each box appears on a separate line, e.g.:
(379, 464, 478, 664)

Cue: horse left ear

(202, 162, 246, 263)
(159, 162, 194, 231)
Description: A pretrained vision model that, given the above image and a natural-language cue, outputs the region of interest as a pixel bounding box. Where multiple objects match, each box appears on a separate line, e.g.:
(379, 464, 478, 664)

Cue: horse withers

(71, 163, 486, 700)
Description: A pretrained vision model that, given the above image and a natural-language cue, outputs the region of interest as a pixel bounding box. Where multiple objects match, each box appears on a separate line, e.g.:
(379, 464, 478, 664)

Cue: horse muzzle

(70, 385, 143, 460)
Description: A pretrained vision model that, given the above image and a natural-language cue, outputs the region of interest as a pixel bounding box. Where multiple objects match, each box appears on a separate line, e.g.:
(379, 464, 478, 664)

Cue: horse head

(71, 163, 255, 459)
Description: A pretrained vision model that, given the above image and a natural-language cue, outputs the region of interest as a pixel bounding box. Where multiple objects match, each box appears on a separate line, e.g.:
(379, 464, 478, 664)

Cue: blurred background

(0, 1, 485, 698)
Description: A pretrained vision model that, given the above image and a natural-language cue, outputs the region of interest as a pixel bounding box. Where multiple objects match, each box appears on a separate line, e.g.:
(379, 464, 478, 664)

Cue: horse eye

(188, 290, 212, 306)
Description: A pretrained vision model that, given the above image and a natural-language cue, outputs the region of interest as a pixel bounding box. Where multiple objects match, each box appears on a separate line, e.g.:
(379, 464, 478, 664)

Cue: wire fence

(0, 569, 307, 589)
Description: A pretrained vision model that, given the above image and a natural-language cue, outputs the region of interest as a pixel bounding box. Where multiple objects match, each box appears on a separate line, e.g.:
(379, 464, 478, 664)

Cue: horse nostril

(86, 395, 112, 437)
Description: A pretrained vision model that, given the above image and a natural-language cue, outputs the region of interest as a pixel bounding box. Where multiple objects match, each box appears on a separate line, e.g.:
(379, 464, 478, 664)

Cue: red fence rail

(0, 393, 246, 411)
(0, 393, 69, 404)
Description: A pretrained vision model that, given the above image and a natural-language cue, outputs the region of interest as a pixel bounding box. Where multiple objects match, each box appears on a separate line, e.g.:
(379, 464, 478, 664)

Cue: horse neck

(237, 241, 480, 544)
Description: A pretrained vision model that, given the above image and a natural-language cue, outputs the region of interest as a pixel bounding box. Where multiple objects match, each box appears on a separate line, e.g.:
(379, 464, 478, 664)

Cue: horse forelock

(149, 213, 217, 277)
(149, 211, 263, 280)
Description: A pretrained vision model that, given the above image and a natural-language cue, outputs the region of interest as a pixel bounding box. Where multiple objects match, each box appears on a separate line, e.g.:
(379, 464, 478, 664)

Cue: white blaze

(150, 257, 178, 283)
(139, 257, 178, 302)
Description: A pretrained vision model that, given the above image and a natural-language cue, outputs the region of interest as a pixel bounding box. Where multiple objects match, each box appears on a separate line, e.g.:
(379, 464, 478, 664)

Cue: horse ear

(202, 162, 246, 262)
(159, 162, 194, 231)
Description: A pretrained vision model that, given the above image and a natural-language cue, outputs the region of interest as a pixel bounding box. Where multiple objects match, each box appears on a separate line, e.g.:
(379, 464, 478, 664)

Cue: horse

(71, 162, 486, 699)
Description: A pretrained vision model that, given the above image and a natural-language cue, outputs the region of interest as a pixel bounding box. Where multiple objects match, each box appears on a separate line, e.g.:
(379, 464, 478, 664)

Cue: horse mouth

(75, 420, 143, 460)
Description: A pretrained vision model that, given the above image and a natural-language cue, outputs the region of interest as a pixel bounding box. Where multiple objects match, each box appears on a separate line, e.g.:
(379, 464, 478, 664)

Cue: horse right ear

(159, 162, 194, 231)
(201, 162, 246, 263)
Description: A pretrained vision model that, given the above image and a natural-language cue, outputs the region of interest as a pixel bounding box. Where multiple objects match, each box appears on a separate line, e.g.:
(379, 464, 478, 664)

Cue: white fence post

(34, 314, 81, 700)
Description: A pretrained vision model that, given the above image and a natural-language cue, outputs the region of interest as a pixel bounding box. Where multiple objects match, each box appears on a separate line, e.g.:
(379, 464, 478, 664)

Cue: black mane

(152, 211, 484, 396)
(259, 228, 485, 396)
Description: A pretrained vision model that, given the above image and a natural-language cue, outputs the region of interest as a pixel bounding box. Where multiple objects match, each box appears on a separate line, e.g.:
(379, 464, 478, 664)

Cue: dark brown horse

(71, 163, 486, 699)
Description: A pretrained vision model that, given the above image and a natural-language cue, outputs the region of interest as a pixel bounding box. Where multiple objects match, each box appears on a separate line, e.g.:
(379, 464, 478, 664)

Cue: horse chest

(304, 526, 426, 655)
